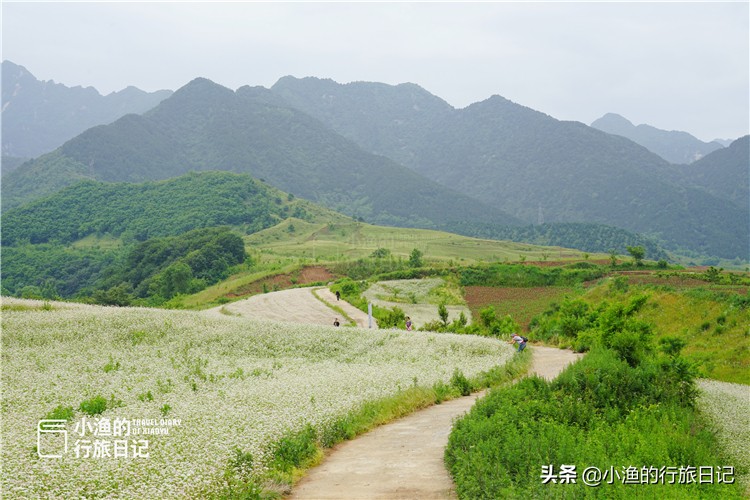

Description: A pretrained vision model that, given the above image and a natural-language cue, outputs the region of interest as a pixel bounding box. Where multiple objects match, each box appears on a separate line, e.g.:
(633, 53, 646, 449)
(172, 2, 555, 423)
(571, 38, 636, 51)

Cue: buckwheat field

(2, 298, 511, 497)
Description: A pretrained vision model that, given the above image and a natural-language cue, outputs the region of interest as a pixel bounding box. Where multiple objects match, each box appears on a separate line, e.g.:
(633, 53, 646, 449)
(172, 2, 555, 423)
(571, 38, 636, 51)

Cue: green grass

(535, 277, 750, 384)
(247, 219, 600, 264)
(70, 234, 123, 250)
(446, 347, 745, 499)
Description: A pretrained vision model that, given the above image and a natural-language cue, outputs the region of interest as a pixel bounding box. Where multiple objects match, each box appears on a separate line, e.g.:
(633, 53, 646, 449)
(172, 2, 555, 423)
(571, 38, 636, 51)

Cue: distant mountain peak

(2, 60, 173, 158)
(591, 112, 723, 164)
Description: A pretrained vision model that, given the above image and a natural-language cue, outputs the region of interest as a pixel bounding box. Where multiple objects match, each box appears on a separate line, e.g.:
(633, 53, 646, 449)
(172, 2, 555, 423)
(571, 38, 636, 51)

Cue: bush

(450, 369, 472, 396)
(446, 343, 736, 499)
(271, 425, 318, 473)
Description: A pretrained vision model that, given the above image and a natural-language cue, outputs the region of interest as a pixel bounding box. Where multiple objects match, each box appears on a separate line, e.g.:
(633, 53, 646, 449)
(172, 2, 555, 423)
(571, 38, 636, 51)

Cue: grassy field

(247, 218, 599, 264)
(2, 298, 513, 497)
(537, 275, 750, 385)
(362, 278, 472, 328)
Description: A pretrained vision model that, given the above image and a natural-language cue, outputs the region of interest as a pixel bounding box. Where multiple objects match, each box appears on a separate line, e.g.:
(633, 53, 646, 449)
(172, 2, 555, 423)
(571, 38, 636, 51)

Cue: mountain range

(272, 77, 748, 260)
(2, 66, 747, 261)
(1, 60, 172, 160)
(2, 77, 518, 233)
(590, 112, 725, 164)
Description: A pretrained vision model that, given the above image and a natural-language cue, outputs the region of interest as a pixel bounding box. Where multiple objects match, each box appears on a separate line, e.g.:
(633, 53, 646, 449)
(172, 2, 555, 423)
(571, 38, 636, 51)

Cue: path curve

(290, 345, 583, 499)
(204, 287, 374, 328)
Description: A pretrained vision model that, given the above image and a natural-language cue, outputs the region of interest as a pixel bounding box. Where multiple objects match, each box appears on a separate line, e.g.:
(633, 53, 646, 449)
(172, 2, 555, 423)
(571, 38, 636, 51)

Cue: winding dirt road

(290, 346, 583, 499)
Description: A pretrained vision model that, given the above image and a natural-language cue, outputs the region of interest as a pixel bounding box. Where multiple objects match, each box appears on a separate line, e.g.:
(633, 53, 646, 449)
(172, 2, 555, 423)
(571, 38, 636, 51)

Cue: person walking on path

(509, 333, 527, 352)
(405, 316, 413, 331)
(333, 318, 340, 327)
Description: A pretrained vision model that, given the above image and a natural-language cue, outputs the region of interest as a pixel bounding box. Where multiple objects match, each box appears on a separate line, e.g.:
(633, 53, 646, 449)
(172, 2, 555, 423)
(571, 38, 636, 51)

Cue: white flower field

(2, 298, 512, 498)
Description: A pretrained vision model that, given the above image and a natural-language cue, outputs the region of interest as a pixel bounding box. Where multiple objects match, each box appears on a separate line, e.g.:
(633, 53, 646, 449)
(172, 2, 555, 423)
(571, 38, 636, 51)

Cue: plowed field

(465, 286, 575, 331)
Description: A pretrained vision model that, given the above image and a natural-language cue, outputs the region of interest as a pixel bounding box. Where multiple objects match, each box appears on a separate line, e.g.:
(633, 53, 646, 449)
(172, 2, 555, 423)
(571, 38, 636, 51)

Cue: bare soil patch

(228, 266, 334, 298)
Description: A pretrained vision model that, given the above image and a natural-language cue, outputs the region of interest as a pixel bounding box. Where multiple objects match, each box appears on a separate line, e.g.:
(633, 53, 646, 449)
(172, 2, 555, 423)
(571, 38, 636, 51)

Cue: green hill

(662, 135, 749, 210)
(0, 171, 346, 302)
(1, 170, 335, 246)
(270, 77, 747, 260)
(2, 77, 519, 232)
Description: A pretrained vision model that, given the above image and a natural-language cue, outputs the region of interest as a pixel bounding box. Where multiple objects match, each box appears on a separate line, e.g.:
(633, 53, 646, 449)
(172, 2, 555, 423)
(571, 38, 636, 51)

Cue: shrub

(450, 369, 472, 396)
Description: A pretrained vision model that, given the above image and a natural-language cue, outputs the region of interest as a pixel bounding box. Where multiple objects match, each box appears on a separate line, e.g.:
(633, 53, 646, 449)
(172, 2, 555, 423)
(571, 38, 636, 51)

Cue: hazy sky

(3, 2, 748, 142)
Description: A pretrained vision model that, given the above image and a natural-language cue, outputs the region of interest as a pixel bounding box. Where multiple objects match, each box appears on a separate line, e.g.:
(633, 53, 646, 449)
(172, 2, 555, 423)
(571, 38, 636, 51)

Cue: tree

(409, 248, 424, 268)
(626, 246, 645, 266)
(370, 247, 391, 259)
(438, 303, 449, 326)
(609, 249, 618, 267)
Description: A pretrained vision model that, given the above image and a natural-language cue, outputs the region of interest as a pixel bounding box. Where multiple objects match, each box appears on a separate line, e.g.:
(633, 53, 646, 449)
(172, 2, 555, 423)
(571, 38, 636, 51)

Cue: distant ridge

(2, 77, 520, 232)
(591, 113, 724, 164)
(1, 60, 172, 159)
(272, 77, 747, 260)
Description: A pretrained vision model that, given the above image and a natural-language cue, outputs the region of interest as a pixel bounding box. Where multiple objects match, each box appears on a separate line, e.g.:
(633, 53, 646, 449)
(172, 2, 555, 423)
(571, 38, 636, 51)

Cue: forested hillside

(445, 222, 669, 261)
(1, 171, 341, 303)
(661, 135, 749, 210)
(2, 78, 518, 232)
(1, 171, 327, 245)
(270, 77, 747, 260)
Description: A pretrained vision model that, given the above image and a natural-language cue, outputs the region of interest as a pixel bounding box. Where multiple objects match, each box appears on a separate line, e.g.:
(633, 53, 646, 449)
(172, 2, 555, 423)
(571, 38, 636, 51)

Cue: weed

(160, 404, 171, 416)
(137, 391, 154, 402)
(156, 378, 174, 394)
(103, 355, 121, 373)
(45, 405, 75, 421)
(79, 396, 108, 416)
(130, 330, 147, 346)
(450, 369, 472, 396)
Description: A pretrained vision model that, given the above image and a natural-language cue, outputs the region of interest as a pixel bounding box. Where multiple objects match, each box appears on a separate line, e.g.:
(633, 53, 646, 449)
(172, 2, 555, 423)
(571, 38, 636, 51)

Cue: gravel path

(290, 345, 583, 499)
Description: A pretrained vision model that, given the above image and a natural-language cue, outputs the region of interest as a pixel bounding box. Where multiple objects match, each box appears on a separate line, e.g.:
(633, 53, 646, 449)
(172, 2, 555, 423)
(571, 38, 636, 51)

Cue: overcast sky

(3, 2, 748, 142)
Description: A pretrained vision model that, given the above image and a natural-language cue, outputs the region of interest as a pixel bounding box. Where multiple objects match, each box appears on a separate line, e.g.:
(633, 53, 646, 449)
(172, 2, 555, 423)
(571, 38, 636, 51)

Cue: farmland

(1, 298, 512, 497)
(465, 286, 576, 331)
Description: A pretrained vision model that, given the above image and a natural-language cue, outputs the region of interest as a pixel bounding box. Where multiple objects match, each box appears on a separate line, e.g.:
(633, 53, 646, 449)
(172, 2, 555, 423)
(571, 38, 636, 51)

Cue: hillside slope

(1, 171, 339, 246)
(2, 77, 519, 231)
(661, 135, 749, 210)
(271, 77, 747, 260)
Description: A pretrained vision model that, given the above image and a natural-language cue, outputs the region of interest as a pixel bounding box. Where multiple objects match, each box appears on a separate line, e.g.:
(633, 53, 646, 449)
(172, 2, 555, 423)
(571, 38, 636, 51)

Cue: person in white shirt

(509, 333, 527, 352)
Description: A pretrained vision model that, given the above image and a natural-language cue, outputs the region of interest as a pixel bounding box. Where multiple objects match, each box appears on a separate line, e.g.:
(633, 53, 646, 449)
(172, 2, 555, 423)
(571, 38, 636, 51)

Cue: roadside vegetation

(446, 322, 746, 498)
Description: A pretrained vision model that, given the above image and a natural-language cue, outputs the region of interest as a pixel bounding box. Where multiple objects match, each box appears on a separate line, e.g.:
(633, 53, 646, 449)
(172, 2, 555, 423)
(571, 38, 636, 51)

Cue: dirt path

(204, 287, 375, 328)
(290, 345, 583, 499)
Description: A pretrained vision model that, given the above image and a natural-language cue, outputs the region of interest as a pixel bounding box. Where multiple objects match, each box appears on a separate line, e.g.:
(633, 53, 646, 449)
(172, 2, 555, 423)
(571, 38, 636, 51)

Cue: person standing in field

(509, 333, 527, 352)
(405, 316, 413, 331)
